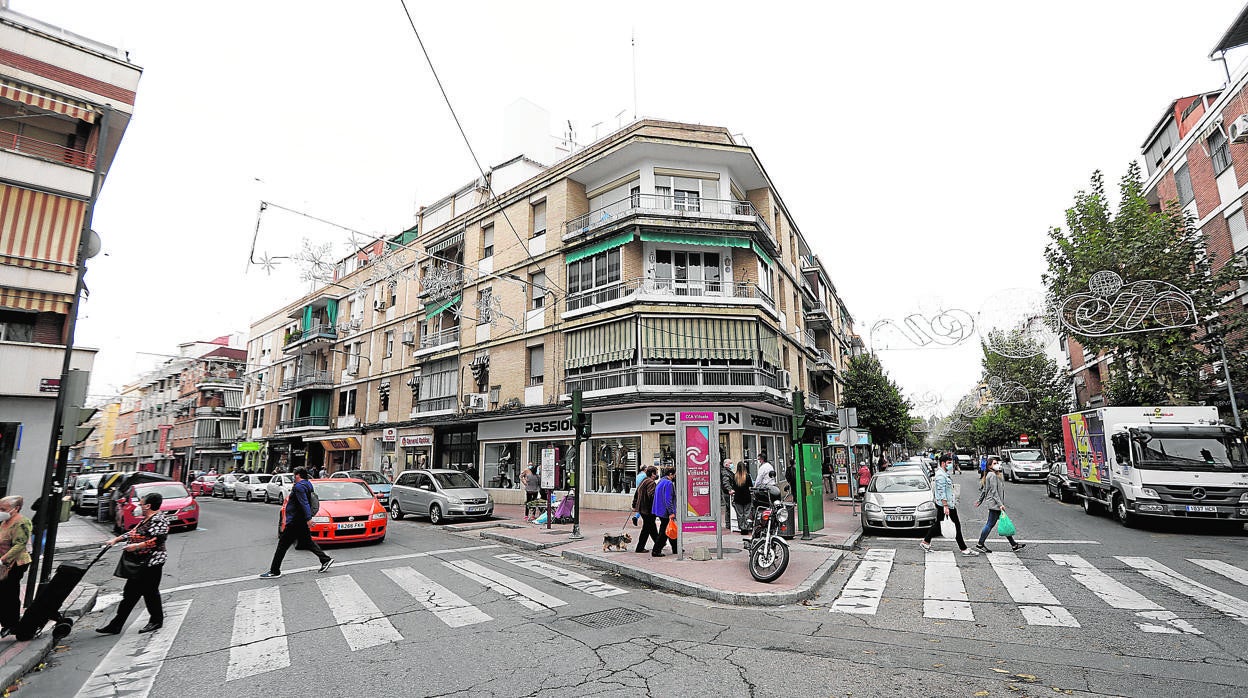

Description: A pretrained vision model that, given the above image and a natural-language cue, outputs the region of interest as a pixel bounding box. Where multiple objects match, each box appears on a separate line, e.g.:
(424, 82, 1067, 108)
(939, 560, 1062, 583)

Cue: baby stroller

(535, 491, 577, 524)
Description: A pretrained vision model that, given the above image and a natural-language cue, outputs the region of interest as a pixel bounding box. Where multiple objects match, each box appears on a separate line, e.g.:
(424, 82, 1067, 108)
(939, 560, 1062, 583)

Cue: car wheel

(186, 523, 198, 531)
(1113, 492, 1138, 528)
(1046, 482, 1056, 498)
(245, 491, 252, 502)
(390, 500, 404, 520)
(429, 504, 444, 525)
(371, 535, 386, 545)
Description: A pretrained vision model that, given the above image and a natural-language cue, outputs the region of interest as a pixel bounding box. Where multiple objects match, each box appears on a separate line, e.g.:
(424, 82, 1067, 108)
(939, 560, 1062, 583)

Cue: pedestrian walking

(260, 467, 333, 578)
(974, 460, 1025, 554)
(857, 461, 872, 500)
(921, 455, 978, 556)
(732, 462, 753, 534)
(876, 451, 890, 472)
(651, 467, 677, 557)
(0, 496, 32, 637)
(96, 493, 170, 635)
(522, 463, 541, 504)
(754, 455, 776, 487)
(718, 458, 737, 529)
(632, 466, 659, 553)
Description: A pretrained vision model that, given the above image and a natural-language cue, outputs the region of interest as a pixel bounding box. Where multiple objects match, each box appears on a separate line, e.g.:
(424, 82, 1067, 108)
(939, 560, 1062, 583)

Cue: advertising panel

(674, 412, 722, 559)
(1062, 410, 1107, 484)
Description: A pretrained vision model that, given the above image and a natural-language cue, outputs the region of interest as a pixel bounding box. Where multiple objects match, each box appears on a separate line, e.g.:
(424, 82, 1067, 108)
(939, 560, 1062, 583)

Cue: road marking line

(443, 559, 567, 611)
(162, 544, 500, 594)
(1189, 559, 1248, 587)
(831, 548, 895, 615)
(316, 575, 403, 651)
(382, 566, 491, 628)
(1119, 556, 1248, 627)
(1051, 554, 1200, 635)
(74, 600, 192, 698)
(924, 550, 973, 621)
(988, 551, 1079, 627)
(1010, 540, 1101, 545)
(226, 587, 288, 682)
(494, 553, 627, 598)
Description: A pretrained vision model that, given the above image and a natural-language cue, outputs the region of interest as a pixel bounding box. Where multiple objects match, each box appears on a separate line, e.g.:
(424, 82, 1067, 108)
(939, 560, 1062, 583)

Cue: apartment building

(167, 344, 246, 479)
(242, 119, 855, 510)
(0, 5, 141, 500)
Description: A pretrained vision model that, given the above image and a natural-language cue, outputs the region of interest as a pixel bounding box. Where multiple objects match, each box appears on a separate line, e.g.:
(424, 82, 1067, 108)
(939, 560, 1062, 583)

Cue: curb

(0, 583, 98, 692)
(561, 547, 845, 606)
(480, 529, 574, 551)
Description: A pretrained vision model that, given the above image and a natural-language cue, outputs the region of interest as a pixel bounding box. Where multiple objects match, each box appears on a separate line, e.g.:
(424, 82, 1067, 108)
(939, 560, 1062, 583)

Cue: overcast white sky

(16, 0, 1248, 411)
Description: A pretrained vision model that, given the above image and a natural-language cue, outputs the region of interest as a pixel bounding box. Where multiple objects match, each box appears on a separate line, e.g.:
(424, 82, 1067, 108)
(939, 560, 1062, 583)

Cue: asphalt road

(19, 478, 1248, 698)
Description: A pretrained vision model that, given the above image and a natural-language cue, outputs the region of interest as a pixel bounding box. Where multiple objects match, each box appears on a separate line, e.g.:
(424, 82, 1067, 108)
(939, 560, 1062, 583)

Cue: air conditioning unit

(463, 393, 487, 410)
(345, 360, 360, 376)
(1230, 114, 1248, 144)
(401, 331, 415, 345)
(776, 369, 792, 390)
(373, 299, 386, 311)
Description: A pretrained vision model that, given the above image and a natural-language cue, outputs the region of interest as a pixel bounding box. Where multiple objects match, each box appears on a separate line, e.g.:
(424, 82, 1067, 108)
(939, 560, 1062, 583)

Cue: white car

(861, 471, 937, 533)
(233, 474, 273, 502)
(264, 473, 294, 504)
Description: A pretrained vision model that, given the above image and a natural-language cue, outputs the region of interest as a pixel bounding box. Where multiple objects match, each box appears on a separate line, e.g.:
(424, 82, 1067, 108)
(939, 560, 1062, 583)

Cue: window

(478, 287, 493, 325)
(1229, 210, 1248, 296)
(337, 389, 357, 417)
(530, 271, 547, 310)
(590, 436, 640, 494)
(417, 357, 458, 412)
(654, 175, 718, 212)
(532, 201, 546, 237)
(566, 248, 621, 296)
(484, 442, 520, 488)
(653, 250, 721, 294)
(256, 406, 265, 428)
(528, 345, 545, 386)
(778, 278, 786, 310)
(0, 310, 35, 343)
(1210, 129, 1232, 174)
(482, 225, 494, 258)
(385, 331, 394, 358)
(1175, 164, 1195, 206)
(378, 381, 390, 412)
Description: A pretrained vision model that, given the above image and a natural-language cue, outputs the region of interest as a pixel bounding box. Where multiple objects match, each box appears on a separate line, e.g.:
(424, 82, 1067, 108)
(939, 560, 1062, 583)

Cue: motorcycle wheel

(748, 539, 790, 583)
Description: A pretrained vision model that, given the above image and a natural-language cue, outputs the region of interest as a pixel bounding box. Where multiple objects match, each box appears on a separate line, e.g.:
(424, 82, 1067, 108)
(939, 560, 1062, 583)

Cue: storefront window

(403, 449, 430, 470)
(437, 430, 477, 478)
(589, 437, 640, 494)
(484, 442, 521, 489)
(529, 440, 572, 489)
(657, 434, 676, 472)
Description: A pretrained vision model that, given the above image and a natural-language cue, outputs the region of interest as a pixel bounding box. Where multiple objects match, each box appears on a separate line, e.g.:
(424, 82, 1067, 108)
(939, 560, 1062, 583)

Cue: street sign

(837, 428, 861, 446)
(1020, 434, 1030, 445)
(540, 448, 556, 489)
(837, 408, 859, 428)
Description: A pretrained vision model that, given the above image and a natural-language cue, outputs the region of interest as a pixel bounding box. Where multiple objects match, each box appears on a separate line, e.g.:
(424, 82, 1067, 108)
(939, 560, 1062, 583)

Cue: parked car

(1000, 448, 1049, 483)
(861, 471, 937, 534)
(265, 473, 294, 504)
(956, 454, 974, 471)
(234, 474, 273, 501)
(71, 472, 107, 513)
(388, 469, 494, 524)
(212, 473, 247, 498)
(1046, 462, 1079, 502)
(330, 469, 392, 504)
(98, 471, 171, 524)
(114, 481, 199, 533)
(277, 479, 387, 544)
(189, 474, 219, 497)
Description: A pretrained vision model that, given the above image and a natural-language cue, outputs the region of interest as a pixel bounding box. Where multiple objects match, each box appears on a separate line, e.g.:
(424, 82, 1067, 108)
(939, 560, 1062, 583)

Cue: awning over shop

(752, 242, 774, 267)
(424, 293, 461, 319)
(565, 318, 636, 369)
(426, 230, 465, 255)
(566, 232, 634, 263)
(0, 286, 72, 314)
(641, 317, 758, 361)
(321, 437, 361, 451)
(0, 185, 87, 273)
(639, 231, 750, 249)
(0, 79, 98, 123)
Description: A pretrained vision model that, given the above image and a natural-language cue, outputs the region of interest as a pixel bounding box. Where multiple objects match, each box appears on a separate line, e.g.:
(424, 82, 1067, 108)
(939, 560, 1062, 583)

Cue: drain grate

(568, 607, 649, 629)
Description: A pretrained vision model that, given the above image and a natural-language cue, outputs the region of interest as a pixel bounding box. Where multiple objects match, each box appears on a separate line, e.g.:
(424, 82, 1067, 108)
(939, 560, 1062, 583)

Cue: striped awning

(0, 79, 98, 123)
(224, 391, 243, 409)
(1, 185, 87, 273)
(639, 231, 750, 249)
(426, 231, 465, 255)
(220, 422, 240, 441)
(641, 317, 758, 361)
(760, 325, 780, 367)
(566, 232, 634, 263)
(424, 293, 461, 319)
(0, 286, 72, 314)
(565, 319, 636, 369)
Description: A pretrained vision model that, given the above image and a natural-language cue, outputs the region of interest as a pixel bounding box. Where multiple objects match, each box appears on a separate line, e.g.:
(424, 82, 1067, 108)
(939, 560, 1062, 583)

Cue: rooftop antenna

(631, 28, 638, 120)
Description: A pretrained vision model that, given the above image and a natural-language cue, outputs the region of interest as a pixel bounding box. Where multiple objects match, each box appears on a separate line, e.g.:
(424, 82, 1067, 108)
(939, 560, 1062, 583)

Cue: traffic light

(60, 369, 97, 445)
(571, 389, 592, 441)
(792, 389, 806, 442)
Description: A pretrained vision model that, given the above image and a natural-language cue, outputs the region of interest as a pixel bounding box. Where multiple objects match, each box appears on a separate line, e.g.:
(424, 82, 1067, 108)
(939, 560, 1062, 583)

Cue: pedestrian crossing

(74, 554, 627, 695)
(829, 547, 1248, 634)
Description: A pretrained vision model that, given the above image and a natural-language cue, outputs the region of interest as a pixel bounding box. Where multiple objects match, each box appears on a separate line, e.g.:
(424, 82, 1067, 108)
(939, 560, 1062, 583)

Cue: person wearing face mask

(97, 493, 170, 635)
(920, 455, 978, 557)
(974, 458, 1026, 554)
(0, 496, 33, 637)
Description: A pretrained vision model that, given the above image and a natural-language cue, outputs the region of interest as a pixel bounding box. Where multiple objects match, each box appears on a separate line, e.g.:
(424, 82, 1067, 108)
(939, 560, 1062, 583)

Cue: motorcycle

(744, 484, 790, 583)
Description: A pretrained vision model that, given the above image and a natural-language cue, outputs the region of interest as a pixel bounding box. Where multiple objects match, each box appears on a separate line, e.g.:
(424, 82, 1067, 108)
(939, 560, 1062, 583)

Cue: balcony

(805, 392, 836, 414)
(814, 349, 836, 369)
(415, 327, 461, 356)
(804, 302, 833, 328)
(0, 131, 95, 169)
(195, 406, 241, 417)
(279, 371, 334, 393)
(564, 364, 778, 396)
(563, 193, 771, 241)
(802, 330, 818, 354)
(196, 376, 243, 390)
(565, 277, 775, 315)
(800, 255, 818, 271)
(283, 323, 337, 353)
(193, 436, 233, 450)
(277, 415, 331, 432)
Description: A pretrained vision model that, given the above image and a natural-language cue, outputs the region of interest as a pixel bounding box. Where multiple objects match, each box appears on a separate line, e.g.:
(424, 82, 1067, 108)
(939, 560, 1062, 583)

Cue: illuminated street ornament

(956, 394, 986, 419)
(1056, 271, 1198, 337)
(421, 263, 463, 301)
(914, 391, 943, 411)
(979, 375, 1030, 405)
(978, 288, 1057, 358)
(869, 309, 975, 350)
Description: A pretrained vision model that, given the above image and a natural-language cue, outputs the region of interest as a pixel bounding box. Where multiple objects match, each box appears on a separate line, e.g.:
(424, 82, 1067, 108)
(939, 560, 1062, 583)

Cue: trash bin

(58, 497, 72, 523)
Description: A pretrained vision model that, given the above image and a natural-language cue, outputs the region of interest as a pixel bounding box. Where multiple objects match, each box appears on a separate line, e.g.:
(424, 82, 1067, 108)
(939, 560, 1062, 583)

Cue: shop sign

(236, 441, 263, 452)
(399, 435, 433, 448)
(478, 416, 574, 440)
(39, 378, 60, 393)
(648, 410, 740, 427)
(382, 428, 397, 442)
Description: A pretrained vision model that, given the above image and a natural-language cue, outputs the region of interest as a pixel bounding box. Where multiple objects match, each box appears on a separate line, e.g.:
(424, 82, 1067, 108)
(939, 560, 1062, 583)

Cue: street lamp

(1204, 320, 1242, 430)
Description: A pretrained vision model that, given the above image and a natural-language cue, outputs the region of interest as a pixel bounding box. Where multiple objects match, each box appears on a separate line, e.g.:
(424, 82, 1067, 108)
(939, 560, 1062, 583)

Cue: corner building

(242, 120, 855, 510)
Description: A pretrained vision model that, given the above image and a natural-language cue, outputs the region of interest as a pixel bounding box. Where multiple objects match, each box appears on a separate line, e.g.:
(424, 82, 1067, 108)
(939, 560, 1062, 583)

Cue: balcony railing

(195, 406, 241, 416)
(279, 371, 333, 392)
(803, 330, 817, 352)
(564, 364, 777, 394)
(193, 437, 233, 449)
(800, 255, 818, 270)
(420, 327, 460, 350)
(815, 349, 835, 367)
(0, 131, 95, 169)
(563, 193, 771, 238)
(415, 396, 457, 413)
(277, 415, 331, 430)
(805, 301, 832, 327)
(283, 323, 337, 350)
(196, 376, 243, 389)
(565, 277, 776, 313)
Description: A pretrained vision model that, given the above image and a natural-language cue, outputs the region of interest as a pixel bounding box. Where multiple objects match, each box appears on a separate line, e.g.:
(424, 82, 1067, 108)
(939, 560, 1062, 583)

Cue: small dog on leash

(602, 532, 633, 552)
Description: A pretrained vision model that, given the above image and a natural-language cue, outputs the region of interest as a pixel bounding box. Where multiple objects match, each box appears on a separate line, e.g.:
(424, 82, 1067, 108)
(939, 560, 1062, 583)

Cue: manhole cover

(568, 607, 649, 629)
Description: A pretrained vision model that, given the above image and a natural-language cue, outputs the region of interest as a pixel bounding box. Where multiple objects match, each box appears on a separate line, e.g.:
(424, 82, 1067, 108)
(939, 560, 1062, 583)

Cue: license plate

(468, 506, 486, 513)
(337, 522, 366, 530)
(1185, 505, 1218, 513)
(885, 514, 913, 522)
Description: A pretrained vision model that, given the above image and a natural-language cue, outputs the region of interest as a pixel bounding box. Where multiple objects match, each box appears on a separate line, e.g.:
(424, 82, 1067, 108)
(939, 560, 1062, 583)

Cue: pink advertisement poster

(683, 424, 712, 519)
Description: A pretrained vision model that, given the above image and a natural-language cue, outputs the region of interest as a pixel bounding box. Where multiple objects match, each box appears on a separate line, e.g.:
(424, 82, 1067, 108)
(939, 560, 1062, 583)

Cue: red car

(114, 481, 199, 533)
(278, 479, 387, 545)
(189, 474, 218, 497)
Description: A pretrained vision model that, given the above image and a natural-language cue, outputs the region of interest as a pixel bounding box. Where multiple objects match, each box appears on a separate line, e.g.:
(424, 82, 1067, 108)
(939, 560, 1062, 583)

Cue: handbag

(665, 517, 678, 539)
(114, 550, 146, 579)
(997, 512, 1016, 537)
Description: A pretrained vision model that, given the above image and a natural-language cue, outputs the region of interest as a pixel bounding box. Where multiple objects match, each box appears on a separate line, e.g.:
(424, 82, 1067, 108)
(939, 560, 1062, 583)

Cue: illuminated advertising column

(675, 411, 722, 560)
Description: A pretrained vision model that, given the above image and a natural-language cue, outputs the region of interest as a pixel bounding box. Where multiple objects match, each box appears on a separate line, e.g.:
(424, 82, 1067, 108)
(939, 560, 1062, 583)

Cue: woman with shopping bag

(973, 459, 1025, 554)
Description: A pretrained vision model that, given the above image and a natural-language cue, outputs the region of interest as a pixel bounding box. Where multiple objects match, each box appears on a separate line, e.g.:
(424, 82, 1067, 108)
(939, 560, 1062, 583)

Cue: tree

(1042, 164, 1247, 406)
(842, 353, 912, 447)
(979, 333, 1072, 454)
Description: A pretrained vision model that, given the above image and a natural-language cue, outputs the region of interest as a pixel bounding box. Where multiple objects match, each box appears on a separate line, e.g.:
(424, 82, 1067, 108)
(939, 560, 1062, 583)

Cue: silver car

(1001, 448, 1049, 483)
(861, 471, 937, 533)
(71, 473, 104, 512)
(233, 474, 273, 501)
(264, 473, 294, 504)
(388, 469, 494, 525)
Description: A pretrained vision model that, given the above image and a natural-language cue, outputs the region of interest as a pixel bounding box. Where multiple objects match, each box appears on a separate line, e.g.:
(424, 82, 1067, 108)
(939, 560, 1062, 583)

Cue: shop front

(320, 436, 360, 473)
(433, 425, 477, 475)
(398, 433, 433, 470)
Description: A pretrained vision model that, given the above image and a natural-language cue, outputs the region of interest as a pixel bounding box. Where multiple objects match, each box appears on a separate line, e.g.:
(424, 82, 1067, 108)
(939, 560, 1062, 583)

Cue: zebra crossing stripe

(316, 575, 404, 650)
(831, 548, 895, 615)
(988, 551, 1079, 627)
(494, 553, 627, 598)
(1118, 557, 1248, 627)
(923, 551, 973, 621)
(443, 559, 567, 611)
(74, 600, 192, 698)
(383, 566, 492, 628)
(227, 587, 288, 682)
(1189, 559, 1248, 587)
(1050, 554, 1200, 635)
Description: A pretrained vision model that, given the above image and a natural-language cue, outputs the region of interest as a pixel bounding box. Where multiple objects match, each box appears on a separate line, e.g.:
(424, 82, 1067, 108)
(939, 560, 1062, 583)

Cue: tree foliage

(843, 353, 912, 447)
(978, 333, 1072, 452)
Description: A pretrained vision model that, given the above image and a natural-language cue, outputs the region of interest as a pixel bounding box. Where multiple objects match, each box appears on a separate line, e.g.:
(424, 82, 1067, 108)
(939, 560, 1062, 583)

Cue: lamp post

(1205, 321, 1242, 430)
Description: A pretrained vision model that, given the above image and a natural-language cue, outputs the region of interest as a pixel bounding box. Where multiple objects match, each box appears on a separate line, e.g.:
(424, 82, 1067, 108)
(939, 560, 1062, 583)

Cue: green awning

(641, 317, 758, 361)
(424, 293, 461, 319)
(640, 231, 750, 249)
(752, 242, 774, 267)
(565, 319, 636, 369)
(566, 232, 634, 263)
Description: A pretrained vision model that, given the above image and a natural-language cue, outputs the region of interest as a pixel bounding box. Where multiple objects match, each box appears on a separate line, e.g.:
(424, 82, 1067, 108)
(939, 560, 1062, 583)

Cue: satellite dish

(84, 230, 102, 259)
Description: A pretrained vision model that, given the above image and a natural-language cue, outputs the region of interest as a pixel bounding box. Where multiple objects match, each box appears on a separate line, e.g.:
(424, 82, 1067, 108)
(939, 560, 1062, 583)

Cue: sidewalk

(54, 515, 113, 553)
(471, 494, 862, 606)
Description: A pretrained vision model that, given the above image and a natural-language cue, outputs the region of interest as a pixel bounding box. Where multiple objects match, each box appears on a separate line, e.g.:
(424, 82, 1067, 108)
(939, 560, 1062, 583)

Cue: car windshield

(870, 475, 929, 493)
(78, 475, 102, 488)
(1012, 450, 1044, 461)
(138, 483, 189, 500)
(433, 472, 480, 489)
(349, 471, 388, 484)
(1136, 436, 1248, 471)
(313, 481, 374, 500)
(254, 475, 273, 483)
(278, 474, 293, 483)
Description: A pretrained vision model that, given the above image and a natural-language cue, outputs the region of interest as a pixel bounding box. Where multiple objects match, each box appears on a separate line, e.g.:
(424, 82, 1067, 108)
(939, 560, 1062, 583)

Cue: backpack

(306, 488, 320, 517)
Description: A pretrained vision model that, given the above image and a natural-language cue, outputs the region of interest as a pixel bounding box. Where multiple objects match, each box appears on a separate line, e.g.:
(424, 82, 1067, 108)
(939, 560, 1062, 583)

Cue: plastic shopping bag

(996, 512, 1016, 537)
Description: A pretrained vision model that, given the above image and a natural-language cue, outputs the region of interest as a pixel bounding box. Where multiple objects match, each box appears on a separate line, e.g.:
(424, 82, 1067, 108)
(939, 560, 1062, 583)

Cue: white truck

(1060, 406, 1248, 527)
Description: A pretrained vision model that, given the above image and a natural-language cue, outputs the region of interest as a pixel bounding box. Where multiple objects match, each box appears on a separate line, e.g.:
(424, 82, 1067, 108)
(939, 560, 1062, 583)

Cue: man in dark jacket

(719, 459, 735, 529)
(260, 467, 333, 578)
(632, 466, 659, 554)
(651, 467, 678, 557)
